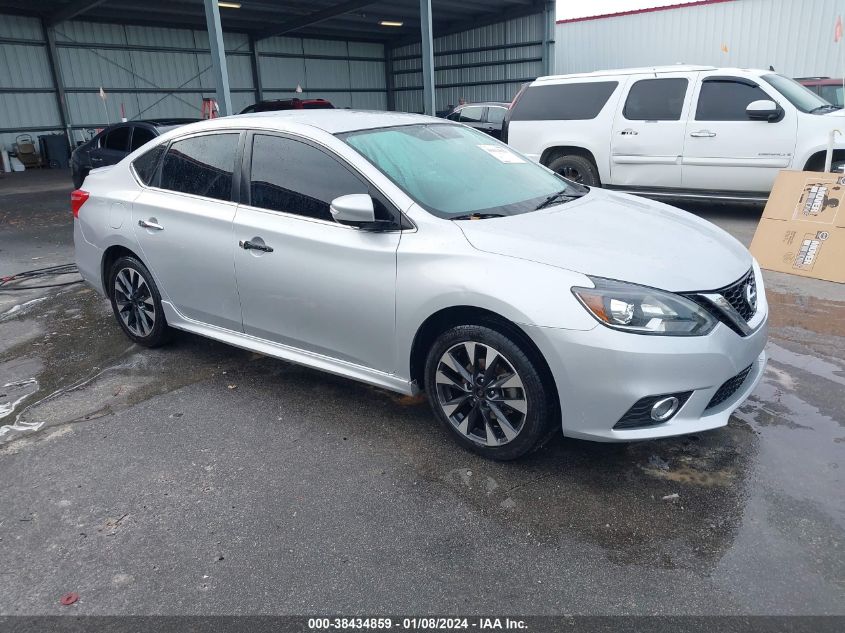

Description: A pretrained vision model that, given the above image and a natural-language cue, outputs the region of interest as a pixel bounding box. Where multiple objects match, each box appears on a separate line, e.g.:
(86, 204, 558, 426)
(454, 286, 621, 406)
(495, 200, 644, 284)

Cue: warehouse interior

(0, 0, 555, 154)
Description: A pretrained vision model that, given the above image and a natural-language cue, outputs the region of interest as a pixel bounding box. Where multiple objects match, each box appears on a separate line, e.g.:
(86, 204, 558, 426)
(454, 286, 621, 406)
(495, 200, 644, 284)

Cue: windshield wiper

(535, 189, 584, 210)
(810, 104, 841, 113)
(450, 213, 506, 220)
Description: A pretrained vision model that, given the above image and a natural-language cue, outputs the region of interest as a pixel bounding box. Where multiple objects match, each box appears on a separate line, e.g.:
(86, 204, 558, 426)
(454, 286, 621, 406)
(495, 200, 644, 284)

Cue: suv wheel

(424, 324, 558, 460)
(547, 155, 600, 187)
(108, 255, 171, 347)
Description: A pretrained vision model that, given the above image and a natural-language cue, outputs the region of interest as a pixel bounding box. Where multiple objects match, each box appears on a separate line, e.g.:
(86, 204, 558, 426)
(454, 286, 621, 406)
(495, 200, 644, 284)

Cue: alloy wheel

(434, 341, 527, 447)
(114, 267, 156, 337)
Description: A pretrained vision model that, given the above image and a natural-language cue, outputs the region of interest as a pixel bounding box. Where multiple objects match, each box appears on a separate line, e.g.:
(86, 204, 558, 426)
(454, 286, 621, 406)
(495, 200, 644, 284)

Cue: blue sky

(557, 0, 703, 21)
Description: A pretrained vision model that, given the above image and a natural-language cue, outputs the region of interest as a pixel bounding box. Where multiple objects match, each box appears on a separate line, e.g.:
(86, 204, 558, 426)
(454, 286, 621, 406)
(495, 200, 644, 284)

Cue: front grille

(706, 364, 753, 410)
(614, 391, 693, 429)
(720, 270, 757, 321)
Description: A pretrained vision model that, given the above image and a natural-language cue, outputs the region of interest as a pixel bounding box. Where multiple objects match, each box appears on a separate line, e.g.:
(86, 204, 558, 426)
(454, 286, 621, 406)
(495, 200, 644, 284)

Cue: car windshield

(340, 123, 581, 218)
(762, 74, 838, 113)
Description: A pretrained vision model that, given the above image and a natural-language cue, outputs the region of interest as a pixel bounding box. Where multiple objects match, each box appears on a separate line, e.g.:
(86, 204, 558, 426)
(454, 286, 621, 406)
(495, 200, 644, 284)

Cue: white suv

(505, 65, 845, 202)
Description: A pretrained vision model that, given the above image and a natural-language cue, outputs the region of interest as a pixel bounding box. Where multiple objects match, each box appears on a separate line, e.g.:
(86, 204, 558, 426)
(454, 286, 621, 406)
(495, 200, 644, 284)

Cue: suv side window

(696, 79, 772, 121)
(159, 133, 238, 201)
(249, 134, 394, 224)
(130, 126, 156, 152)
(486, 106, 506, 125)
(509, 81, 618, 121)
(459, 106, 484, 123)
(132, 143, 166, 186)
(623, 78, 688, 121)
(103, 126, 131, 151)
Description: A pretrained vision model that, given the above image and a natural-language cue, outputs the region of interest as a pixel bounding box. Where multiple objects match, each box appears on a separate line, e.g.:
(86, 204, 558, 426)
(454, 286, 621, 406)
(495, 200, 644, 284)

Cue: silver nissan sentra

(73, 110, 768, 460)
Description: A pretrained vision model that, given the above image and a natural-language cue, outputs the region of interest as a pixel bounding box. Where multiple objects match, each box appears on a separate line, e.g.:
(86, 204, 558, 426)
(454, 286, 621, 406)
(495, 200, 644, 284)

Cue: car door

(91, 124, 131, 169)
(484, 106, 507, 139)
(609, 72, 695, 188)
(233, 132, 401, 372)
(131, 131, 244, 331)
(682, 73, 798, 192)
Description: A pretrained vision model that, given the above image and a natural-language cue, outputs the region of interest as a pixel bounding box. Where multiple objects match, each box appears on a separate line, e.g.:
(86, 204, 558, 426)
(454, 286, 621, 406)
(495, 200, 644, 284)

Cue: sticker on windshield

(477, 144, 525, 164)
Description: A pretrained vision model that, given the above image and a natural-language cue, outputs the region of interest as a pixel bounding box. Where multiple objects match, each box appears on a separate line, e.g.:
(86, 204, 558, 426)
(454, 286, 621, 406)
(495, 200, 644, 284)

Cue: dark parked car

(445, 102, 509, 139)
(71, 119, 197, 188)
(796, 77, 844, 108)
(240, 98, 334, 114)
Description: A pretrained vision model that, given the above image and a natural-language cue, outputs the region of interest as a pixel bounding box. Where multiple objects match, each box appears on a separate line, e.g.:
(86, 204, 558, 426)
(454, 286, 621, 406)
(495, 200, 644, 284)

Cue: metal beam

(49, 0, 108, 25)
(542, 0, 555, 76)
(203, 0, 232, 116)
(254, 0, 377, 41)
(249, 34, 263, 104)
(42, 19, 73, 151)
(385, 47, 395, 111)
(419, 0, 435, 116)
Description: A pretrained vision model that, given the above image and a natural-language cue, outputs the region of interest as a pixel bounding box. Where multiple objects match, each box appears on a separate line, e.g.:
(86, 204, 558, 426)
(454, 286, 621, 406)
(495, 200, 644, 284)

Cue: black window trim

(128, 124, 158, 154)
(240, 129, 412, 232)
(130, 129, 244, 204)
(103, 123, 133, 152)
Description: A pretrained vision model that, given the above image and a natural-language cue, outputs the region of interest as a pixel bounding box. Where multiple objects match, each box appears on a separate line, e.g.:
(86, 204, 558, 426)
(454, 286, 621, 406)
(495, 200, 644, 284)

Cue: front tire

(424, 324, 558, 460)
(547, 154, 600, 187)
(108, 255, 171, 347)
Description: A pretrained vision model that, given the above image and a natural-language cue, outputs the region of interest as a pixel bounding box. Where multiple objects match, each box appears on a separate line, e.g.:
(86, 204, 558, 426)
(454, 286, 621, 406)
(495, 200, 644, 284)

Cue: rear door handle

(239, 239, 273, 253)
(690, 130, 717, 138)
(138, 219, 164, 230)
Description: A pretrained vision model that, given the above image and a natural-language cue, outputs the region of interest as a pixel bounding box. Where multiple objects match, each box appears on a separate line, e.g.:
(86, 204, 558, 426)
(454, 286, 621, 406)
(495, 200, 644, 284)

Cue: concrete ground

(0, 169, 843, 616)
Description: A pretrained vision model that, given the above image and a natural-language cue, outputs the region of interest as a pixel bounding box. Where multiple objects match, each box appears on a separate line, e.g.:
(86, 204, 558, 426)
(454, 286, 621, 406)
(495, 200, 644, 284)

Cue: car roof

(168, 109, 445, 136)
(533, 65, 783, 84)
(797, 78, 842, 85)
(139, 118, 200, 126)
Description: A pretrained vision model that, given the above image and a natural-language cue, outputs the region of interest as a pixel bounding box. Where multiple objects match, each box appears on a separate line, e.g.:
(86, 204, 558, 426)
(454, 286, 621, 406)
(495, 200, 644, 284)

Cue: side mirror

(747, 99, 783, 122)
(330, 194, 375, 226)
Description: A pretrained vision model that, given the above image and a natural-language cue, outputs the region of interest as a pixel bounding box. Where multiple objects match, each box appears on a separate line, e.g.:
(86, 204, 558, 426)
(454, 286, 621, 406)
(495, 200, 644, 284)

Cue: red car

(796, 77, 844, 108)
(240, 98, 334, 114)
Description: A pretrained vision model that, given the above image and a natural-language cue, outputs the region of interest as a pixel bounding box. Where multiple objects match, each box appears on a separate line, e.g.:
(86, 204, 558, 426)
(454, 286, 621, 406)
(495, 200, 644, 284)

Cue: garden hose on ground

(0, 263, 83, 291)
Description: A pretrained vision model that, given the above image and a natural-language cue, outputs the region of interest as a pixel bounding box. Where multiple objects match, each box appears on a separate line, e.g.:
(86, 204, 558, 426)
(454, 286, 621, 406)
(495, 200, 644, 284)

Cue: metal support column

(542, 0, 556, 77)
(419, 0, 435, 116)
(42, 19, 73, 151)
(203, 0, 232, 116)
(385, 46, 395, 111)
(249, 34, 263, 104)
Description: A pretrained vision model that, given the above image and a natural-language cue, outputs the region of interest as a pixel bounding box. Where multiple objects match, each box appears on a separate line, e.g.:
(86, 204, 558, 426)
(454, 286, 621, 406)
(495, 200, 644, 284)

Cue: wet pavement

(0, 170, 843, 615)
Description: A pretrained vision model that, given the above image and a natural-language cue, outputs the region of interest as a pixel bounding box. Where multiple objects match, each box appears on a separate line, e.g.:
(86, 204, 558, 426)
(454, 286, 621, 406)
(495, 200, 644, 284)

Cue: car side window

(249, 134, 394, 224)
(696, 80, 772, 121)
(623, 78, 688, 121)
(486, 106, 506, 125)
(159, 133, 238, 201)
(459, 106, 484, 123)
(103, 126, 131, 151)
(132, 143, 166, 186)
(130, 126, 156, 152)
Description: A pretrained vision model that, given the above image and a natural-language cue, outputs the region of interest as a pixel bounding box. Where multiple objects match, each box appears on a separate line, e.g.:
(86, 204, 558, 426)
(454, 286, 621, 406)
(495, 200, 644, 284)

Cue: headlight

(572, 277, 717, 336)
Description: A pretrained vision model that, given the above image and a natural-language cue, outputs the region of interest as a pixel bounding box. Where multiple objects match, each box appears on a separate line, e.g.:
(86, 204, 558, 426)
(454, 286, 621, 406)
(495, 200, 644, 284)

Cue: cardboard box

(749, 170, 845, 283)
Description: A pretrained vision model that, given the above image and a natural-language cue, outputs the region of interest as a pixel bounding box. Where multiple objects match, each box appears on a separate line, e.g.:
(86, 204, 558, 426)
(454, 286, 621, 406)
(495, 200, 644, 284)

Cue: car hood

(456, 189, 752, 292)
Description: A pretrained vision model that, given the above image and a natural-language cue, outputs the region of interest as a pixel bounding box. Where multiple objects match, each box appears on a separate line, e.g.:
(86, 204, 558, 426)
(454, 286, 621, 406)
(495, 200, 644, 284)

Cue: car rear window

(509, 81, 618, 121)
(159, 133, 238, 201)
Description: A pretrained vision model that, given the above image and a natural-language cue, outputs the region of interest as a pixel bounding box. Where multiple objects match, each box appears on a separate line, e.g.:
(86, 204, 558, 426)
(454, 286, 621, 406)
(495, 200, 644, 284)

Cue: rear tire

(547, 154, 600, 187)
(108, 255, 171, 348)
(424, 324, 558, 461)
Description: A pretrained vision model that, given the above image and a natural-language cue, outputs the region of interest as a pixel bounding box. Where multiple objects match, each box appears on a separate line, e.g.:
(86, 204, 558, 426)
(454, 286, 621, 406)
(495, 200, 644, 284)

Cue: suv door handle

(239, 239, 273, 253)
(690, 130, 717, 138)
(138, 219, 164, 230)
(620, 129, 638, 136)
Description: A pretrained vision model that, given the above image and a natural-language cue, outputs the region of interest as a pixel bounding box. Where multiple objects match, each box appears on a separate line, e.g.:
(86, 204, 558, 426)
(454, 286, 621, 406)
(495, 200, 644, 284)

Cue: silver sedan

(73, 110, 768, 460)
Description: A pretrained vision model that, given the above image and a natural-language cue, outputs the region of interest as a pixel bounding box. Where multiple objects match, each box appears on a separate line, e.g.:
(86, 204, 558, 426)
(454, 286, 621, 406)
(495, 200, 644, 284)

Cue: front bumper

(522, 313, 768, 442)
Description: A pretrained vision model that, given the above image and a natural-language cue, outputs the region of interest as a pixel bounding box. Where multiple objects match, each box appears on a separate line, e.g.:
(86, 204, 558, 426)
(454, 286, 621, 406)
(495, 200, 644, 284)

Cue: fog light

(650, 396, 680, 422)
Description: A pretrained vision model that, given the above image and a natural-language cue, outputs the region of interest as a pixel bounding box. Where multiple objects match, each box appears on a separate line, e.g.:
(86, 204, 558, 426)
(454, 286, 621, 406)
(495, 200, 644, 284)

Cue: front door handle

(138, 218, 164, 230)
(239, 239, 274, 253)
(690, 130, 717, 138)
(620, 129, 638, 136)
